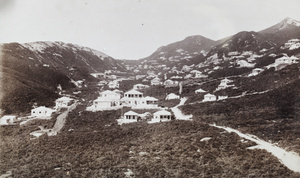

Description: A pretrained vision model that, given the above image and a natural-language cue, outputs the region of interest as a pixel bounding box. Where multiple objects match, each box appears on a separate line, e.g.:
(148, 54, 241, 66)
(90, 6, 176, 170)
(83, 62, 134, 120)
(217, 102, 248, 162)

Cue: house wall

(93, 100, 119, 109)
(154, 114, 171, 120)
(31, 108, 53, 117)
(56, 101, 69, 108)
(125, 115, 138, 120)
(204, 96, 217, 101)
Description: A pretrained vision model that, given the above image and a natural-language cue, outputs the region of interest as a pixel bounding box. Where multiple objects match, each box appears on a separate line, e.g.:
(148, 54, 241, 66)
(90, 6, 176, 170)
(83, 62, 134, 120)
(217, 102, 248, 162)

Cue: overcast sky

(1, 0, 300, 59)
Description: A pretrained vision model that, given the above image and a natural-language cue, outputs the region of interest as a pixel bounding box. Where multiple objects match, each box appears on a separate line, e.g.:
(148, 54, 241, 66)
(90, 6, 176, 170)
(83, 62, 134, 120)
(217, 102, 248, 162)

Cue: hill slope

(259, 17, 300, 45)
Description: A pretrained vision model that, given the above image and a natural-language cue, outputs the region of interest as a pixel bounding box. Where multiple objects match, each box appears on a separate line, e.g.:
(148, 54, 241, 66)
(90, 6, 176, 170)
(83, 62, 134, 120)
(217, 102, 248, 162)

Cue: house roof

(221, 78, 233, 82)
(124, 111, 139, 116)
(195, 89, 206, 93)
(32, 106, 54, 112)
(204, 93, 216, 97)
(101, 90, 119, 95)
(154, 110, 172, 116)
(134, 83, 149, 87)
(113, 89, 123, 93)
(94, 97, 117, 102)
(144, 96, 159, 101)
(151, 77, 161, 81)
(166, 93, 179, 97)
(1, 115, 16, 120)
(190, 70, 201, 73)
(56, 96, 73, 102)
(109, 80, 119, 84)
(290, 56, 299, 60)
(124, 89, 143, 95)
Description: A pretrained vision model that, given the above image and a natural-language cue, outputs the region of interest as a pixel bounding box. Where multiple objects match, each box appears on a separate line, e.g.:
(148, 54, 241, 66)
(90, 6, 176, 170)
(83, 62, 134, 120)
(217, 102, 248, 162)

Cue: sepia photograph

(1, 0, 300, 177)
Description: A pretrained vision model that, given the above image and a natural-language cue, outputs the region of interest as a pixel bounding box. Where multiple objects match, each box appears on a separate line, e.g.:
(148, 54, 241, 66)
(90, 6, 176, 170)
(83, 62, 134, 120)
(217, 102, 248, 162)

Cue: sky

(0, 0, 300, 59)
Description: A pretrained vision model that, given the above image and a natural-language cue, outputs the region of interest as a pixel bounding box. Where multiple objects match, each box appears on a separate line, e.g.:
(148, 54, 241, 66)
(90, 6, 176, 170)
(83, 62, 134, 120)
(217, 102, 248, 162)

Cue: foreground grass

(0, 107, 299, 177)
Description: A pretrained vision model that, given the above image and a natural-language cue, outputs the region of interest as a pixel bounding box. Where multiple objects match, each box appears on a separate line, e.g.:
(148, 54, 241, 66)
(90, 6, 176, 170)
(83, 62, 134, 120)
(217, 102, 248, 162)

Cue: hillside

(140, 35, 215, 67)
(0, 42, 126, 114)
(124, 18, 300, 80)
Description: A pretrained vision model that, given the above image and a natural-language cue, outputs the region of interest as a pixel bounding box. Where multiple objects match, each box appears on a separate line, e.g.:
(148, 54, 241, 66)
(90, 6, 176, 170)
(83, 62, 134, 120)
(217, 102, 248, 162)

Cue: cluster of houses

(30, 96, 75, 118)
(192, 78, 233, 102)
(87, 88, 159, 111)
(194, 88, 228, 102)
(85, 82, 180, 123)
(0, 74, 240, 126)
(202, 93, 228, 102)
(121, 109, 173, 124)
(264, 54, 299, 71)
(282, 39, 300, 50)
(0, 96, 75, 126)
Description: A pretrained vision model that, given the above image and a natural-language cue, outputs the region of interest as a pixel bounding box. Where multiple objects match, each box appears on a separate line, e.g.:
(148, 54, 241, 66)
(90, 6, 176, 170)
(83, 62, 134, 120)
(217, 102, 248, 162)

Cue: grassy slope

(0, 53, 71, 114)
(182, 73, 300, 155)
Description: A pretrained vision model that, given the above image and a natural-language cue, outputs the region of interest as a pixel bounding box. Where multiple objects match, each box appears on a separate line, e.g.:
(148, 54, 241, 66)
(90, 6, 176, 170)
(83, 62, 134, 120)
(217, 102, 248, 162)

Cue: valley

(1, 17, 300, 177)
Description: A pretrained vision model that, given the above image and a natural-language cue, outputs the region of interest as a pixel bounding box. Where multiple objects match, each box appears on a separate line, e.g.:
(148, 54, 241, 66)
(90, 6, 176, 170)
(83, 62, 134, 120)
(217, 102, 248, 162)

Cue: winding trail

(171, 97, 193, 120)
(173, 96, 300, 173)
(211, 123, 300, 173)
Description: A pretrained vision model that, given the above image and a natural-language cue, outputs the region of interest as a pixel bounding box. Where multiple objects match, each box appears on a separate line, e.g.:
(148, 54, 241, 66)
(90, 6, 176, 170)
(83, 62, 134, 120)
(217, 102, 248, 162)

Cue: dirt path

(211, 123, 300, 173)
(48, 103, 77, 136)
(171, 97, 193, 120)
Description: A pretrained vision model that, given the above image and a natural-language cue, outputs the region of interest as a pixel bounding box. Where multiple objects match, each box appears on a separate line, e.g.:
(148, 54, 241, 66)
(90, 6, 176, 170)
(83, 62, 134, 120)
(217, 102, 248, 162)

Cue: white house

(166, 93, 180, 100)
(55, 96, 74, 109)
(133, 84, 149, 90)
(144, 96, 159, 107)
(153, 110, 172, 121)
(218, 96, 228, 100)
(90, 72, 105, 78)
(216, 78, 234, 90)
(151, 77, 162, 85)
(98, 80, 108, 86)
(191, 70, 206, 78)
(31, 106, 54, 117)
(123, 89, 143, 98)
(164, 79, 179, 88)
(170, 75, 183, 79)
(275, 55, 299, 64)
(195, 89, 206, 94)
(108, 80, 119, 89)
(121, 89, 145, 106)
(93, 98, 120, 110)
(135, 75, 146, 80)
(0, 115, 16, 125)
(182, 65, 192, 72)
(124, 111, 139, 120)
(121, 90, 159, 109)
(113, 89, 123, 95)
(248, 68, 264, 77)
(107, 75, 117, 80)
(284, 39, 300, 49)
(267, 55, 300, 71)
(92, 90, 121, 110)
(203, 93, 217, 102)
(99, 90, 121, 99)
(184, 74, 193, 79)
